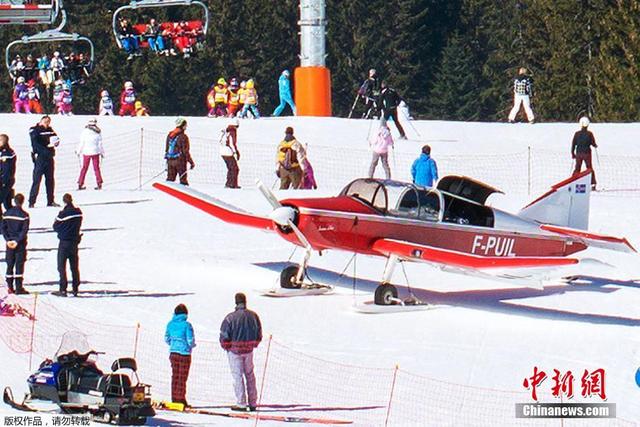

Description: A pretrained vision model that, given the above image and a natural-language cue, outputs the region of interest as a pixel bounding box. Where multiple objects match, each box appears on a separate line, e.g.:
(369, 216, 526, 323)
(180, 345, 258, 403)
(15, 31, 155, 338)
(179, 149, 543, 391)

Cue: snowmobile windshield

(54, 331, 93, 359)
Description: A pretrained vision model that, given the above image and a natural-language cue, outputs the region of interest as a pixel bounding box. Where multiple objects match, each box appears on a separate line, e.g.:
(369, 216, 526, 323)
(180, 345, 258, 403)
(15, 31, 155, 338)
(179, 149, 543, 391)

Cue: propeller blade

(256, 180, 281, 210)
(288, 219, 312, 250)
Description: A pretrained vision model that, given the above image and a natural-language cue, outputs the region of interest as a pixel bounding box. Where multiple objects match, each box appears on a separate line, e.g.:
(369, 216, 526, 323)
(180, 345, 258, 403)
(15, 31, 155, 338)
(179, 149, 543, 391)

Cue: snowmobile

(4, 339, 154, 425)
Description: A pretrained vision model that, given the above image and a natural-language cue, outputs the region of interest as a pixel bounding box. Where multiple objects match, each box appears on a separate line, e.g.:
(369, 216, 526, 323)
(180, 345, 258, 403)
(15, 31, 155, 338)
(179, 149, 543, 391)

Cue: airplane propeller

(256, 180, 312, 249)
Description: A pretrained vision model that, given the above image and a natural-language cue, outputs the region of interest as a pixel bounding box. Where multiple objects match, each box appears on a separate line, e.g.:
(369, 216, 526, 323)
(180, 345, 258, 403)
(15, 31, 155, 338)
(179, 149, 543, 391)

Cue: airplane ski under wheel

(260, 285, 334, 298)
(353, 299, 439, 314)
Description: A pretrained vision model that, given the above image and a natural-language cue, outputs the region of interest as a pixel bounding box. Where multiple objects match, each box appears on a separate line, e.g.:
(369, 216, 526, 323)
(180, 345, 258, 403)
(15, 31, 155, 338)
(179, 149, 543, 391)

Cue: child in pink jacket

(368, 121, 394, 179)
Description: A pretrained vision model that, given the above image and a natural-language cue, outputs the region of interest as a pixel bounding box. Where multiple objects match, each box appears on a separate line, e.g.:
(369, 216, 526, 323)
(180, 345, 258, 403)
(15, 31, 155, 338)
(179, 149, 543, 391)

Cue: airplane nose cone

(269, 206, 296, 227)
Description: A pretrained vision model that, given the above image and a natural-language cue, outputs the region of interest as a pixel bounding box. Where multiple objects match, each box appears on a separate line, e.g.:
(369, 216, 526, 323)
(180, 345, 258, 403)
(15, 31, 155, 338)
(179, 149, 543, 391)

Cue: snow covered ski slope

(0, 114, 639, 426)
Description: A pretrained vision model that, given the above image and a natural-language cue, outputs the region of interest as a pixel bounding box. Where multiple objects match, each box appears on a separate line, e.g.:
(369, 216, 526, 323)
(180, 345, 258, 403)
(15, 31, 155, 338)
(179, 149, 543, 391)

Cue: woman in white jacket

(76, 118, 105, 190)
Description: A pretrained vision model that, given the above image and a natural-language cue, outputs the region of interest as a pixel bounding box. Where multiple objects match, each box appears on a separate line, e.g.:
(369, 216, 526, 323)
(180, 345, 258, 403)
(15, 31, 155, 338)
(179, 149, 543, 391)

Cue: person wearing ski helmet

(220, 119, 241, 188)
(27, 80, 42, 114)
(240, 79, 259, 119)
(13, 76, 30, 114)
(508, 67, 535, 123)
(273, 69, 296, 117)
(571, 116, 598, 189)
(98, 90, 114, 116)
(119, 81, 137, 117)
(165, 117, 195, 186)
(213, 77, 229, 117)
(56, 82, 73, 116)
(227, 78, 240, 118)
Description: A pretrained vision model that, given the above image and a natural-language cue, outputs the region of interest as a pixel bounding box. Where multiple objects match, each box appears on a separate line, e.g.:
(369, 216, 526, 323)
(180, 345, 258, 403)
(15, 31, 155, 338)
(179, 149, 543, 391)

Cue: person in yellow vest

(135, 100, 149, 116)
(276, 127, 305, 189)
(227, 78, 240, 118)
(237, 81, 247, 116)
(240, 79, 260, 119)
(213, 78, 228, 117)
(206, 86, 216, 117)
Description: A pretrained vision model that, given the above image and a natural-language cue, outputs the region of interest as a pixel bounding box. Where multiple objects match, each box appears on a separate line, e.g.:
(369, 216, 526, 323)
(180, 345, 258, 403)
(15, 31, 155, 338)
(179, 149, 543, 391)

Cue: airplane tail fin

(518, 170, 592, 230)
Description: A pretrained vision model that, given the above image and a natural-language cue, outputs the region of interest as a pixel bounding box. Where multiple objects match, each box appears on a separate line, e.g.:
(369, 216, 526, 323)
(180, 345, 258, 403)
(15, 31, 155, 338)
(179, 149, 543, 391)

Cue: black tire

(280, 265, 302, 289)
(374, 284, 398, 305)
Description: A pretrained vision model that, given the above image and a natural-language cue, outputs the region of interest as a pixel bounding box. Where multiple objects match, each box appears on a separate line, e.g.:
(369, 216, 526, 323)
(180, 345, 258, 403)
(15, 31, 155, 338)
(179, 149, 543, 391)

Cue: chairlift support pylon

(5, 3, 95, 74)
(111, 0, 209, 49)
(0, 0, 61, 25)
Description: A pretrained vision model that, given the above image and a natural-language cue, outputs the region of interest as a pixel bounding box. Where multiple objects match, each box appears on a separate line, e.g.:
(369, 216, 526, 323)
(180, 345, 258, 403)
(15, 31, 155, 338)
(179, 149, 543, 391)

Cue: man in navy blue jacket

(52, 193, 82, 297)
(28, 115, 60, 208)
(0, 134, 17, 217)
(1, 193, 29, 295)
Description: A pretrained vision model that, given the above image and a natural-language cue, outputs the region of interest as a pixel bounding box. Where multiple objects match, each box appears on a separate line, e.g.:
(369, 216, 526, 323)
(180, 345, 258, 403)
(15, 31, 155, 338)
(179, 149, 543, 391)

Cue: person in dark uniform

(1, 193, 29, 295)
(571, 116, 598, 189)
(0, 134, 17, 216)
(28, 115, 60, 208)
(52, 193, 82, 297)
(378, 81, 407, 139)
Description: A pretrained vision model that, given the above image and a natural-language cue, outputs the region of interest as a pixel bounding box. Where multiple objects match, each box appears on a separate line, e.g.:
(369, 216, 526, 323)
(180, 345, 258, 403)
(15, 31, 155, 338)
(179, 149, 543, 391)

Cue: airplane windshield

(341, 179, 441, 221)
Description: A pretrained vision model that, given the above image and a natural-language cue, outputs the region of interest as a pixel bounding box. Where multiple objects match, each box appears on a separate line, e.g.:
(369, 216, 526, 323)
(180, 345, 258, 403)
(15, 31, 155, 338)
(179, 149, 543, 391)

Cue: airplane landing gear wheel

(280, 265, 302, 289)
(374, 283, 398, 305)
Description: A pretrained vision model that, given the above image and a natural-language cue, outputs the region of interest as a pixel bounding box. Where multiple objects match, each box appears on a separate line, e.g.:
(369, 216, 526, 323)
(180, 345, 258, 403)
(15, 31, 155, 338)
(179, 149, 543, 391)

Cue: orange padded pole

(294, 66, 332, 117)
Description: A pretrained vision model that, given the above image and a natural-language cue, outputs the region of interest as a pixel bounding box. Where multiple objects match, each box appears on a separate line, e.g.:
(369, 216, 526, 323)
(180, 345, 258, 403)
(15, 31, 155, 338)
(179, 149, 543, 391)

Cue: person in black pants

(1, 193, 29, 295)
(0, 134, 17, 217)
(28, 115, 60, 208)
(52, 193, 82, 297)
(378, 81, 407, 140)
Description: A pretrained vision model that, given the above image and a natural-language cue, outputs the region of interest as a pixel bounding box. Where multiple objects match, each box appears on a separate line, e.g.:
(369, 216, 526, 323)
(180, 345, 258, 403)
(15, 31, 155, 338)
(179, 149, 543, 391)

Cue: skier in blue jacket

(165, 304, 196, 406)
(272, 70, 296, 116)
(411, 145, 438, 187)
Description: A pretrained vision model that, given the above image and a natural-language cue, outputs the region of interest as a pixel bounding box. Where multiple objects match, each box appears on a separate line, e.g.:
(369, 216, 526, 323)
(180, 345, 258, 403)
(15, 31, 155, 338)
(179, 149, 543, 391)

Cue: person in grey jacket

(219, 293, 262, 412)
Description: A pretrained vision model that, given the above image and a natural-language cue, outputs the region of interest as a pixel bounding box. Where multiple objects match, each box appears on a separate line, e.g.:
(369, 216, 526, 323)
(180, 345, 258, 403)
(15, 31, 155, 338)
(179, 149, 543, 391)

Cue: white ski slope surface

(0, 114, 639, 426)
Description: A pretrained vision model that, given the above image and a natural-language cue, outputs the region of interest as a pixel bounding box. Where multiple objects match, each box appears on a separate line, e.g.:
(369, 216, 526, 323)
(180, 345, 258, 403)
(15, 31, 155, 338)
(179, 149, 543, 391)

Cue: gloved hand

(31, 152, 36, 163)
(236, 152, 241, 161)
(190, 161, 195, 170)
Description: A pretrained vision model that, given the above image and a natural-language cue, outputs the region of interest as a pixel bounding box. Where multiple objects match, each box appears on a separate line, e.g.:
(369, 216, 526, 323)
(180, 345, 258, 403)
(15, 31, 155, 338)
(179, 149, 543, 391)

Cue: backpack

(165, 135, 181, 159)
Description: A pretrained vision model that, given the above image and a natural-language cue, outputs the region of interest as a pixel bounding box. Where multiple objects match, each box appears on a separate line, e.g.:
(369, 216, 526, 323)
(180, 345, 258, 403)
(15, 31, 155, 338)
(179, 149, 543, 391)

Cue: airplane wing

(153, 182, 274, 231)
(372, 238, 580, 289)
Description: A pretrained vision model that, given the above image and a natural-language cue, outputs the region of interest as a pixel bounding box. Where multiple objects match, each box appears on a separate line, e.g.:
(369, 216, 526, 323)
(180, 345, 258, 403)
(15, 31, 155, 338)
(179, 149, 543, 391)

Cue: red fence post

(254, 334, 273, 427)
(28, 293, 38, 371)
(133, 322, 140, 359)
(385, 364, 399, 427)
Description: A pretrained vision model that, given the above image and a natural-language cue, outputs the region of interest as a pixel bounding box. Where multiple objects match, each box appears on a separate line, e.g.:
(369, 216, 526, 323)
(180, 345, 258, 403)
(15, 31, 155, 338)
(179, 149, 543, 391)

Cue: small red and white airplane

(154, 170, 635, 305)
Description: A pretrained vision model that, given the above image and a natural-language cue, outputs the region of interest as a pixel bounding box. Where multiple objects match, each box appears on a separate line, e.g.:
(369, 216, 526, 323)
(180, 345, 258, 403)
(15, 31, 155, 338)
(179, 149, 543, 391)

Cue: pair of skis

(154, 401, 352, 425)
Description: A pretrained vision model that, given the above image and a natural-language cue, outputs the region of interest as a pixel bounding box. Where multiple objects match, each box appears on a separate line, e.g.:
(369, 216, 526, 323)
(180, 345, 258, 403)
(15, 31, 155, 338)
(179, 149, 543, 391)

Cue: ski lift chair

(5, 8, 95, 79)
(112, 0, 209, 49)
(0, 0, 60, 25)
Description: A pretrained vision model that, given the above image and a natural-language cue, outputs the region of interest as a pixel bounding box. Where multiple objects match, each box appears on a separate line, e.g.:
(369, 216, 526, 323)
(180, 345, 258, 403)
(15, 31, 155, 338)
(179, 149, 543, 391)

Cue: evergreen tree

(427, 31, 482, 120)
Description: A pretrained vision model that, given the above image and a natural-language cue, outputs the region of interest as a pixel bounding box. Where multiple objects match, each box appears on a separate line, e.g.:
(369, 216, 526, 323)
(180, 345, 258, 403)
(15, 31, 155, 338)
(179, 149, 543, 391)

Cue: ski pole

(137, 167, 167, 190)
(400, 107, 421, 138)
(347, 93, 360, 119)
(594, 146, 601, 168)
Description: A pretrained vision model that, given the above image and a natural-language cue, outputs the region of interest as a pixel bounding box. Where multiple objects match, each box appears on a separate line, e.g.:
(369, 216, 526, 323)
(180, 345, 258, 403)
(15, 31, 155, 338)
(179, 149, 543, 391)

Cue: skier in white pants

(219, 293, 262, 412)
(508, 67, 535, 123)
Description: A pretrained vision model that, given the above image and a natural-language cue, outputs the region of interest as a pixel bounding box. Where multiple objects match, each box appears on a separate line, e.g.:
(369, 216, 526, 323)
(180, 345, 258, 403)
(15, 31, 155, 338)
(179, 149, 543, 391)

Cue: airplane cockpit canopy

(341, 178, 495, 227)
